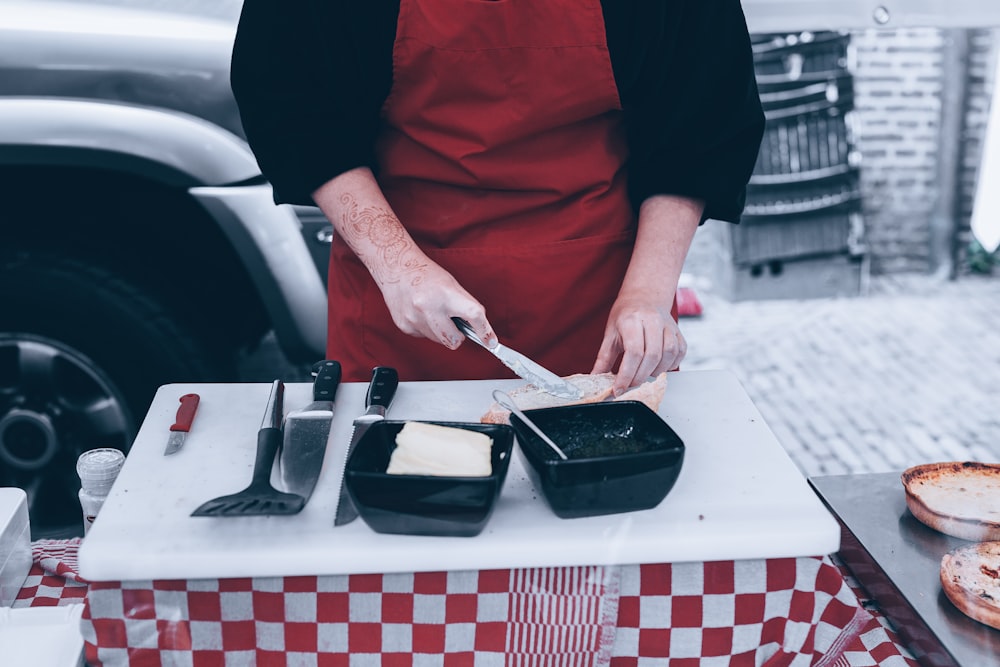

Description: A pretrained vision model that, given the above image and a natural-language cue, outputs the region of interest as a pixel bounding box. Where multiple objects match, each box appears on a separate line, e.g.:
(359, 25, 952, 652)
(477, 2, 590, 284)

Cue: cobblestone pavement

(678, 268, 1000, 478)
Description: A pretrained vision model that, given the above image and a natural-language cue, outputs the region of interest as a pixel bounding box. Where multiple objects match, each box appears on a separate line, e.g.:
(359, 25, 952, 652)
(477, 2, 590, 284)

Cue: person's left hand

(590, 293, 686, 396)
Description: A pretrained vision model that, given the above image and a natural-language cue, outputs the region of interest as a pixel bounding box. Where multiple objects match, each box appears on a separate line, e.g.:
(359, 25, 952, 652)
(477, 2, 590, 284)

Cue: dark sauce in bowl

(543, 415, 664, 460)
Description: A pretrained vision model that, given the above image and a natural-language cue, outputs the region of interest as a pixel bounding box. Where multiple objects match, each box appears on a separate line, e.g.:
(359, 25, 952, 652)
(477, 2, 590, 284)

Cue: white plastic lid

(76, 448, 125, 490)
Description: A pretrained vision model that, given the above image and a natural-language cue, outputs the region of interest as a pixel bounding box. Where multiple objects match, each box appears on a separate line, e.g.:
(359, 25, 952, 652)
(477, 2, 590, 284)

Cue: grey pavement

(678, 264, 1000, 478)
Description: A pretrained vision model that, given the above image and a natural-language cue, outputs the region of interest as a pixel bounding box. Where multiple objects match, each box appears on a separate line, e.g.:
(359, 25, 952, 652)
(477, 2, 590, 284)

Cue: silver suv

(0, 1, 330, 536)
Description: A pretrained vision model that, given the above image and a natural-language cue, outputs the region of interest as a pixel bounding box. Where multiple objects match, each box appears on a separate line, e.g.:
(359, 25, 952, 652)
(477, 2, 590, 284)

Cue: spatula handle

(252, 380, 285, 484)
(260, 380, 284, 430)
(251, 427, 283, 486)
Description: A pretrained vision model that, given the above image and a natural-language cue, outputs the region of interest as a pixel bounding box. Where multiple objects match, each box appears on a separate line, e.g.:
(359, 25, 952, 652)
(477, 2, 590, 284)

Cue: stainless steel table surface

(810, 472, 1000, 667)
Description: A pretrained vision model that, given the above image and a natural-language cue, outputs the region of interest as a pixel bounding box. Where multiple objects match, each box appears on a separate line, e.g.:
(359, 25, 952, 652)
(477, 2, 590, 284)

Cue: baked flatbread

(902, 462, 1000, 541)
(941, 541, 1000, 630)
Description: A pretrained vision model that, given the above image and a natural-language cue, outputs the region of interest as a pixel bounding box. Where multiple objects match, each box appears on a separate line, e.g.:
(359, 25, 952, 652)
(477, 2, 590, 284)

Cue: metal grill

(720, 30, 867, 296)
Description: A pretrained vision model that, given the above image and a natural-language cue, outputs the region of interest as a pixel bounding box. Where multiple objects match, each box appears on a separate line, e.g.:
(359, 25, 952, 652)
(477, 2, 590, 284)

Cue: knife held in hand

(451, 317, 583, 400)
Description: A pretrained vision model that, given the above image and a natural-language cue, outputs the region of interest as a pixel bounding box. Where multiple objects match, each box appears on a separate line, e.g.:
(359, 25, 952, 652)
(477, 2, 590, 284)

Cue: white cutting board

(78, 370, 839, 581)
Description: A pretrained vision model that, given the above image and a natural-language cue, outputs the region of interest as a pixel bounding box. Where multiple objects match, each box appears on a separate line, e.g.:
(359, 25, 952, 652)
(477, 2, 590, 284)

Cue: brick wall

(848, 27, 999, 276)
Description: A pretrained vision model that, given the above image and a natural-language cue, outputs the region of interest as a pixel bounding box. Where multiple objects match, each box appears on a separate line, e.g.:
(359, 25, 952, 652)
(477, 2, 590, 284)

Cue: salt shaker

(76, 448, 126, 535)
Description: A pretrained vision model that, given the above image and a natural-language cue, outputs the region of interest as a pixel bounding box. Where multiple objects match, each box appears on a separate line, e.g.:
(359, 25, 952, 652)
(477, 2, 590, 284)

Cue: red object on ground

(677, 286, 704, 318)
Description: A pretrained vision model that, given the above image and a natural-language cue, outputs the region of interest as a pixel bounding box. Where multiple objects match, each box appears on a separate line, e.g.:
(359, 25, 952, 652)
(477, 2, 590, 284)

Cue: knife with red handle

(164, 393, 200, 455)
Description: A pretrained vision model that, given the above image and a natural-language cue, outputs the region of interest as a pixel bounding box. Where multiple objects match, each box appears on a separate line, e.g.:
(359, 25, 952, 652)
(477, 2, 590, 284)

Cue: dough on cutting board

(387, 422, 493, 477)
(480, 372, 668, 424)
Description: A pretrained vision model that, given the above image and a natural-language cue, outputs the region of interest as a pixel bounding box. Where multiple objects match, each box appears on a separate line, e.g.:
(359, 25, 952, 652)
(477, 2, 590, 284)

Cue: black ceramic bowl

(510, 401, 685, 519)
(344, 420, 515, 537)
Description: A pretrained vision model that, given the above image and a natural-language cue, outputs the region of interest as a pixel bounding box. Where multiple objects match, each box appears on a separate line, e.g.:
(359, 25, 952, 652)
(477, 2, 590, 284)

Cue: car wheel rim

(0, 408, 59, 471)
(0, 334, 135, 537)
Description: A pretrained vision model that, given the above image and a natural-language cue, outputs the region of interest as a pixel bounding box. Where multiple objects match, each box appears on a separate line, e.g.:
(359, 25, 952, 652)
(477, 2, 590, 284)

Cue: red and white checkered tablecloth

(14, 540, 918, 666)
(13, 538, 88, 609)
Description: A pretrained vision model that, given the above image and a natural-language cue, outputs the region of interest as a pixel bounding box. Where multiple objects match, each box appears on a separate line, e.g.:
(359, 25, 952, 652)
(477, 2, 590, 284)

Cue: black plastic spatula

(191, 379, 305, 517)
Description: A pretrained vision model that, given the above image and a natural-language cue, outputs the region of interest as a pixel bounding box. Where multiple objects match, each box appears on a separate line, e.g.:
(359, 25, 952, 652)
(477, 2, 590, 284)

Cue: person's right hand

(311, 167, 498, 350)
(378, 259, 497, 350)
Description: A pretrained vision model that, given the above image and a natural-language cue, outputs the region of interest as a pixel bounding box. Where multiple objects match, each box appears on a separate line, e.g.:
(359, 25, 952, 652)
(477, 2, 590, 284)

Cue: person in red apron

(231, 1, 764, 393)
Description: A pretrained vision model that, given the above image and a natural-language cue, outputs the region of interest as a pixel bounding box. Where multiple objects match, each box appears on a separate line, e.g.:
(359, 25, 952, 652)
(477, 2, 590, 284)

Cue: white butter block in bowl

(0, 488, 31, 607)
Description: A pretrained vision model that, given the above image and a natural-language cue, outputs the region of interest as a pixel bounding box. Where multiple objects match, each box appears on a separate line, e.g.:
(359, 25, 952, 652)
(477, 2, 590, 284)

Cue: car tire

(0, 250, 235, 538)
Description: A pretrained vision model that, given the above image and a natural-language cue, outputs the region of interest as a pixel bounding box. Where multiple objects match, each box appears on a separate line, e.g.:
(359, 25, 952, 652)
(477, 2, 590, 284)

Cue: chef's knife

(451, 317, 584, 400)
(334, 366, 399, 526)
(278, 360, 342, 502)
(164, 393, 200, 455)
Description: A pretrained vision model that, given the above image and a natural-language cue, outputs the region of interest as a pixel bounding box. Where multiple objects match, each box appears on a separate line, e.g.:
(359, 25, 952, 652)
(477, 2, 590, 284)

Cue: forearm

(311, 167, 430, 290)
(620, 194, 704, 305)
(312, 167, 487, 346)
(593, 194, 703, 384)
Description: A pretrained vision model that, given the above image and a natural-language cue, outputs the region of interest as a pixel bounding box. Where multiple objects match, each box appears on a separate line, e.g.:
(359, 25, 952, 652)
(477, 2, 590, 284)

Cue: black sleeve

(229, 1, 397, 206)
(604, 0, 765, 223)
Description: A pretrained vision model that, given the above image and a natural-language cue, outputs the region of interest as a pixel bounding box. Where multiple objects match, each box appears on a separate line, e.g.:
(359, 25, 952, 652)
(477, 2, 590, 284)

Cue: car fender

(0, 97, 328, 361)
(190, 183, 328, 362)
(0, 97, 259, 186)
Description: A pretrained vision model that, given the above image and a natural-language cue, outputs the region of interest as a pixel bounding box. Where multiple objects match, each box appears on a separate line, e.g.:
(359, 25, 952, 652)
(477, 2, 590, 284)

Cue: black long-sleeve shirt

(230, 0, 764, 223)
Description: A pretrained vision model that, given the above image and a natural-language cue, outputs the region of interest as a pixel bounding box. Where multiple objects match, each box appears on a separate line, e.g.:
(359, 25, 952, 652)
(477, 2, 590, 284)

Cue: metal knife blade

(489, 343, 584, 400)
(164, 393, 200, 455)
(451, 317, 583, 400)
(278, 360, 342, 502)
(334, 366, 399, 526)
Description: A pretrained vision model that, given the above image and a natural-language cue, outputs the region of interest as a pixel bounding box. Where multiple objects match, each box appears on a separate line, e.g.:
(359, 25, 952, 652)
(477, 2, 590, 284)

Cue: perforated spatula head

(191, 380, 306, 517)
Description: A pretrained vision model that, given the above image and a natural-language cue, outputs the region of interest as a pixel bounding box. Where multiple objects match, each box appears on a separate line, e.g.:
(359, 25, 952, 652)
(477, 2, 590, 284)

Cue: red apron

(328, 0, 650, 382)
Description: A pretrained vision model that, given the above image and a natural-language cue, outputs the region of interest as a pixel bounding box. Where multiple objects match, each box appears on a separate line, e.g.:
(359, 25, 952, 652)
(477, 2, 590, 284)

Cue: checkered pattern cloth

(82, 566, 618, 667)
(607, 557, 918, 667)
(14, 540, 919, 666)
(826, 555, 919, 667)
(13, 538, 88, 608)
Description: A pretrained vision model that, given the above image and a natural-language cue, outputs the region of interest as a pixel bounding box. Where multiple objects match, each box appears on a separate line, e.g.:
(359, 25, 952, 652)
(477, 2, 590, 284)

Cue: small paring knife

(451, 317, 583, 400)
(164, 393, 200, 455)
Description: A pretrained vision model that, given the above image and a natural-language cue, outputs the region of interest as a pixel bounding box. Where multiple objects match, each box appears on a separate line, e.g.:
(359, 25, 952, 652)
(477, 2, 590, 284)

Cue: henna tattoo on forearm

(338, 193, 428, 286)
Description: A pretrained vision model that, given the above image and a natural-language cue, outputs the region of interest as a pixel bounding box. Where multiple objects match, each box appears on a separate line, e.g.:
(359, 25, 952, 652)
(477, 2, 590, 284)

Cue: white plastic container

(0, 604, 85, 667)
(77, 448, 125, 535)
(0, 488, 31, 607)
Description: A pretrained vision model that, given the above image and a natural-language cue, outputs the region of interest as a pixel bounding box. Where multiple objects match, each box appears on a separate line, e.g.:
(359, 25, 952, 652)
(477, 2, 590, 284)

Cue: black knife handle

(367, 366, 398, 410)
(311, 360, 342, 402)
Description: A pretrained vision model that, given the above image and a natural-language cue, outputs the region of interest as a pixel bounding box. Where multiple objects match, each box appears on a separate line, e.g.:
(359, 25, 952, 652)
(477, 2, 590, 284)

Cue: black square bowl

(344, 420, 515, 537)
(510, 401, 685, 519)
